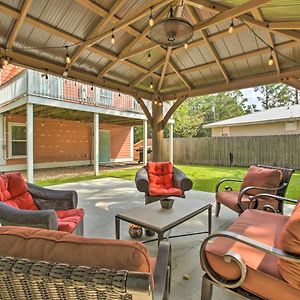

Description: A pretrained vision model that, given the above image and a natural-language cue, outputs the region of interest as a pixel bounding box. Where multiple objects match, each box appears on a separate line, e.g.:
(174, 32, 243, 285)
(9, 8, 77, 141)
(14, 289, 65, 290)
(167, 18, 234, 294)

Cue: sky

(241, 87, 262, 109)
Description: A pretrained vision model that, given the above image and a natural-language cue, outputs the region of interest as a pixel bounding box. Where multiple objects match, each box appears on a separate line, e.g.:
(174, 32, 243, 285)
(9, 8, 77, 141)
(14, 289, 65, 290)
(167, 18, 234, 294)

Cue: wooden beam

(135, 97, 152, 124)
(130, 58, 165, 88)
(191, 0, 300, 43)
(158, 48, 172, 91)
(6, 0, 32, 49)
(162, 65, 300, 100)
(169, 59, 192, 89)
(0, 48, 153, 101)
(77, 0, 173, 49)
(71, 0, 124, 64)
(282, 77, 300, 90)
(269, 22, 300, 30)
(163, 96, 187, 126)
(251, 8, 280, 75)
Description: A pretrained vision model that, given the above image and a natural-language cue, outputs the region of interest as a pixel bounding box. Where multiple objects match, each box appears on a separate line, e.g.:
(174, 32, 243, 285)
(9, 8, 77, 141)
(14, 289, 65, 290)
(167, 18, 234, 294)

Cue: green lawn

(36, 165, 300, 199)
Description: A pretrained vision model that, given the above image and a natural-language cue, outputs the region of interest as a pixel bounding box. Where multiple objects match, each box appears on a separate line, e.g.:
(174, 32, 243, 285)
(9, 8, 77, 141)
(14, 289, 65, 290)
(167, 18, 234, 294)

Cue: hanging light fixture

(147, 51, 151, 63)
(149, 5, 194, 47)
(150, 77, 153, 89)
(268, 50, 274, 66)
(228, 19, 234, 34)
(149, 7, 154, 27)
(65, 46, 71, 64)
(184, 43, 188, 50)
(111, 29, 115, 45)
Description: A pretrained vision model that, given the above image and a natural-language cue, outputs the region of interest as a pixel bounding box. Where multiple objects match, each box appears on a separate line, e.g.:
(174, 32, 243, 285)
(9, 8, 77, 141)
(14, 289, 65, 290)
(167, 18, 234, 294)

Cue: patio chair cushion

(56, 208, 85, 232)
(0, 226, 153, 274)
(240, 166, 283, 196)
(0, 172, 38, 210)
(278, 199, 300, 288)
(148, 162, 183, 196)
(216, 191, 280, 212)
(204, 209, 300, 299)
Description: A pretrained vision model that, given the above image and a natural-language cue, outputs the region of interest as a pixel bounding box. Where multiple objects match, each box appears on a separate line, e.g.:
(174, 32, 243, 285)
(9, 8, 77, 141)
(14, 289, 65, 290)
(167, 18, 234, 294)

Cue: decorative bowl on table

(160, 198, 174, 209)
(128, 224, 143, 238)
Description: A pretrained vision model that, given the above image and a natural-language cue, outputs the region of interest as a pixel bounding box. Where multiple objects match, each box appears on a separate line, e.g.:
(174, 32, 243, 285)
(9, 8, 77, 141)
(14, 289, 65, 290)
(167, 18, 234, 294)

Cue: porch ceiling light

(149, 6, 194, 48)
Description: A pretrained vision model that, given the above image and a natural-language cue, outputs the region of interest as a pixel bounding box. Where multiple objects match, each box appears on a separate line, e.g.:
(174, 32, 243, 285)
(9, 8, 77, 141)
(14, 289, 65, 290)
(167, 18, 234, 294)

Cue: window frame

(8, 122, 27, 159)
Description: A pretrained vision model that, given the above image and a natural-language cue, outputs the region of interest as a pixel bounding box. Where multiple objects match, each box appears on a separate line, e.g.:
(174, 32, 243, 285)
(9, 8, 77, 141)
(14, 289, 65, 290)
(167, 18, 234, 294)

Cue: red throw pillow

(240, 166, 282, 196)
(0, 176, 11, 202)
(278, 198, 300, 288)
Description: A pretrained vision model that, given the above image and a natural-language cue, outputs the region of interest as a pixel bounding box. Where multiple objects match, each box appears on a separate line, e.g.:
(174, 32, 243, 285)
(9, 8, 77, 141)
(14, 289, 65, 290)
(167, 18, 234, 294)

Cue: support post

(143, 119, 147, 166)
(130, 126, 134, 161)
(26, 103, 34, 183)
(94, 113, 99, 176)
(152, 101, 164, 162)
(169, 123, 174, 164)
(0, 114, 5, 165)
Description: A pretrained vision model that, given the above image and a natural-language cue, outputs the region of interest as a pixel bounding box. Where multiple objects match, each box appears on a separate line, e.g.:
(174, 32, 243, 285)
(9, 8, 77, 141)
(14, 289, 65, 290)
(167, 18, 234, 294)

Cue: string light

(63, 67, 68, 77)
(149, 7, 154, 27)
(154, 99, 158, 105)
(184, 43, 188, 50)
(150, 77, 153, 89)
(2, 56, 9, 66)
(60, 121, 63, 126)
(158, 100, 162, 106)
(111, 29, 115, 45)
(268, 49, 274, 66)
(147, 51, 151, 63)
(228, 19, 234, 34)
(65, 46, 71, 64)
(41, 121, 44, 127)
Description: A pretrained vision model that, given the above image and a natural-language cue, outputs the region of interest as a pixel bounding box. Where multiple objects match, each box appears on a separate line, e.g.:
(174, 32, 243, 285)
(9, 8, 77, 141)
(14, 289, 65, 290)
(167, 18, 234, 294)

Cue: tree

(254, 83, 296, 109)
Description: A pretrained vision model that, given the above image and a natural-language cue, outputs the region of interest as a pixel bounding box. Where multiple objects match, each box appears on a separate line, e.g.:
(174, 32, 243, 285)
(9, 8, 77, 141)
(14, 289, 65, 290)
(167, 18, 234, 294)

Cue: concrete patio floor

(50, 178, 293, 300)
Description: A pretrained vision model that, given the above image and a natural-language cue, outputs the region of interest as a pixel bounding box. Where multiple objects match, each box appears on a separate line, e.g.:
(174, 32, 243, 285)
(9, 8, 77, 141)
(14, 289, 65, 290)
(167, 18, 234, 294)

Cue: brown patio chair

(215, 165, 294, 216)
(200, 194, 300, 300)
(0, 226, 171, 300)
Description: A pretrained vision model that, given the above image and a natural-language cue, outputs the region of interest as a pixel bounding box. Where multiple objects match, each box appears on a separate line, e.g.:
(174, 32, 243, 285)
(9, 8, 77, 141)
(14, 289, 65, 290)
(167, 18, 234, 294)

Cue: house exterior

(0, 65, 160, 177)
(204, 105, 300, 137)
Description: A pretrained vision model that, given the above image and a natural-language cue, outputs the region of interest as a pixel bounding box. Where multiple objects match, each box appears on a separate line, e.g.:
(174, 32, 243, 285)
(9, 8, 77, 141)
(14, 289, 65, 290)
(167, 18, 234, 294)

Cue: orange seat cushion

(0, 173, 38, 210)
(240, 166, 283, 196)
(205, 209, 300, 299)
(56, 208, 84, 233)
(216, 191, 280, 213)
(0, 226, 153, 274)
(278, 199, 300, 288)
(147, 162, 183, 197)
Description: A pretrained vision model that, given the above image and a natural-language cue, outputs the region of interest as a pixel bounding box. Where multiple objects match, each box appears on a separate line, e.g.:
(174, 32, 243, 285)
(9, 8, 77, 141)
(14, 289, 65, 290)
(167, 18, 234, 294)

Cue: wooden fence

(163, 135, 300, 169)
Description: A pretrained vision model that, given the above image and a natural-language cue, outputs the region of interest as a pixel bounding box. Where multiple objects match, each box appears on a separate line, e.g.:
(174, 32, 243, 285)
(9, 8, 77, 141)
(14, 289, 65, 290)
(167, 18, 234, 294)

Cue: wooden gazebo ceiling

(0, 0, 300, 102)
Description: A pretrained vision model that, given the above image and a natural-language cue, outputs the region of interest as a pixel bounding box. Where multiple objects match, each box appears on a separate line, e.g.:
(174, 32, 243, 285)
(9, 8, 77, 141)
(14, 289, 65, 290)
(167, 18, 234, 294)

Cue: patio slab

(49, 178, 293, 300)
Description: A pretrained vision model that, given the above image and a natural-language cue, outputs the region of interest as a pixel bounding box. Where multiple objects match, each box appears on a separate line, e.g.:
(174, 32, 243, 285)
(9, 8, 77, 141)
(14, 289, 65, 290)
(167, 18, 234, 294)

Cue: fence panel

(163, 135, 300, 169)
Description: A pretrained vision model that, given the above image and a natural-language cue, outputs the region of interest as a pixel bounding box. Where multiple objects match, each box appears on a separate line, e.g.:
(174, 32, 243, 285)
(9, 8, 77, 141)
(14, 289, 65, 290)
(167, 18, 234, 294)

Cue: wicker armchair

(215, 164, 294, 216)
(0, 173, 83, 235)
(0, 226, 171, 300)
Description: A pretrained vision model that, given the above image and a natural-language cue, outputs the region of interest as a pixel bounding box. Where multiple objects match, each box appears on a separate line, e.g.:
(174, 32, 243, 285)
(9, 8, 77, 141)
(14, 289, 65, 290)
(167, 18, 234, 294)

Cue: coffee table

(115, 197, 212, 245)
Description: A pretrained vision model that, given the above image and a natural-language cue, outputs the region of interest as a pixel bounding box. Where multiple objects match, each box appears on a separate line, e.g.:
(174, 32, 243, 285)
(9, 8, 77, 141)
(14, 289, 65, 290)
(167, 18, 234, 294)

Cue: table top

(116, 197, 212, 232)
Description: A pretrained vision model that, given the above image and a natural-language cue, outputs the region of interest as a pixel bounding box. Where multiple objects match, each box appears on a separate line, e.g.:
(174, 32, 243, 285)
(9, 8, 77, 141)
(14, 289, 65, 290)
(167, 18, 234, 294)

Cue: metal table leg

(115, 216, 120, 239)
(208, 205, 212, 235)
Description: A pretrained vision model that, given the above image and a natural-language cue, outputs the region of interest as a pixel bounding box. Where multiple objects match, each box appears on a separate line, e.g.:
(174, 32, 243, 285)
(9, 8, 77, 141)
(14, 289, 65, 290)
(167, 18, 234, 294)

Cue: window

(9, 123, 26, 158)
(285, 121, 297, 131)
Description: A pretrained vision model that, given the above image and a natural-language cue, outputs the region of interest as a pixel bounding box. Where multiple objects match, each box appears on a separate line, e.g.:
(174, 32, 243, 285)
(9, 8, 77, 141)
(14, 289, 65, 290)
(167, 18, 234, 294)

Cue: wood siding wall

(163, 135, 300, 169)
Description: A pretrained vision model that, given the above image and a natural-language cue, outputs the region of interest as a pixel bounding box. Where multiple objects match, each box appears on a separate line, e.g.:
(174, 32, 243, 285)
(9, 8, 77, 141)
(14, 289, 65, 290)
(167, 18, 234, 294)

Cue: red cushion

(0, 173, 38, 210)
(56, 208, 84, 233)
(147, 162, 173, 176)
(149, 186, 183, 196)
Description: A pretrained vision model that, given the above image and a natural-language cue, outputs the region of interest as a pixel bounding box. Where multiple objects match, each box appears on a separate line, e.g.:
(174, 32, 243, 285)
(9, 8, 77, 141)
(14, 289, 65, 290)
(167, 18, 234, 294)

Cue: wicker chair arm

(200, 230, 300, 289)
(153, 241, 171, 300)
(238, 183, 287, 212)
(135, 167, 149, 193)
(215, 179, 243, 193)
(0, 202, 58, 230)
(173, 167, 193, 191)
(27, 183, 77, 210)
(248, 193, 298, 210)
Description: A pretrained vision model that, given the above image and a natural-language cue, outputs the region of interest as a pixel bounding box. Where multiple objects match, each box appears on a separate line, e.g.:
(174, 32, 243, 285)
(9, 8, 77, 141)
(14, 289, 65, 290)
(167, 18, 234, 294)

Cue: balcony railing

(0, 69, 172, 117)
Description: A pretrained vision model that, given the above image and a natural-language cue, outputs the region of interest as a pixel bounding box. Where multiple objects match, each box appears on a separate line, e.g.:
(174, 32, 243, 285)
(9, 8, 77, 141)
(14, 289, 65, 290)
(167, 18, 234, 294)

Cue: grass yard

(36, 164, 300, 199)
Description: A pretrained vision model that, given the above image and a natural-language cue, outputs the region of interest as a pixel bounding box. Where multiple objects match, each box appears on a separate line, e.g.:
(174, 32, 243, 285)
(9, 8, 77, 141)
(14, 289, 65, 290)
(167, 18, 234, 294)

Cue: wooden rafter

(71, 0, 124, 65)
(163, 96, 187, 126)
(169, 59, 192, 90)
(158, 48, 172, 91)
(269, 22, 300, 30)
(190, 0, 300, 43)
(6, 0, 32, 49)
(130, 58, 165, 88)
(282, 77, 300, 90)
(252, 8, 280, 75)
(135, 97, 153, 124)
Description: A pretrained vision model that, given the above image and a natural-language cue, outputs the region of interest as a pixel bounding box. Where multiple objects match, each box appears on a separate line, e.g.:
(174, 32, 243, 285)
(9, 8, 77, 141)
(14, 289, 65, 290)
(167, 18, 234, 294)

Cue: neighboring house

(0, 65, 152, 172)
(204, 105, 300, 137)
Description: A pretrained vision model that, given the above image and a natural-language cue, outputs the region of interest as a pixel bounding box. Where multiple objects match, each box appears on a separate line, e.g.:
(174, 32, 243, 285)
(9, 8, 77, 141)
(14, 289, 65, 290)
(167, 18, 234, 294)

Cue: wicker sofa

(0, 172, 83, 235)
(0, 226, 171, 300)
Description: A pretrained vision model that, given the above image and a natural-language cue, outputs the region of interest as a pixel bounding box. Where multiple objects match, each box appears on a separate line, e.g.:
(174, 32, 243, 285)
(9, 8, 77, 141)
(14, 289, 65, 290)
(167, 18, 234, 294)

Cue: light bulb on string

(147, 51, 151, 63)
(150, 78, 153, 89)
(184, 43, 188, 50)
(149, 7, 154, 27)
(111, 30, 115, 45)
(268, 51, 274, 66)
(228, 19, 234, 34)
(158, 100, 162, 106)
(65, 46, 71, 64)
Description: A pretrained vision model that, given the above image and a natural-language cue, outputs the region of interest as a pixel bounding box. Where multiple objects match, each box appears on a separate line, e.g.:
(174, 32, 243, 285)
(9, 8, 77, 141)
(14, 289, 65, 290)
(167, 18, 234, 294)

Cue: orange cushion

(149, 186, 182, 197)
(278, 198, 300, 288)
(0, 226, 153, 274)
(205, 210, 300, 299)
(0, 173, 38, 210)
(56, 208, 84, 233)
(240, 166, 282, 196)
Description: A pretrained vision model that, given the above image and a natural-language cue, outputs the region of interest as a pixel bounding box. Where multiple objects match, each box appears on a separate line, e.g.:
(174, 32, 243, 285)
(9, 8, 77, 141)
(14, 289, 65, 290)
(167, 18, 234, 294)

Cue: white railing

(0, 69, 173, 118)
